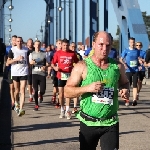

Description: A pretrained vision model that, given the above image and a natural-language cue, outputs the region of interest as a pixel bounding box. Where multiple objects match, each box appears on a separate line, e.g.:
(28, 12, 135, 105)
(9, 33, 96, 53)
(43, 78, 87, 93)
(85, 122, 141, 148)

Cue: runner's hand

(119, 89, 129, 100)
(138, 59, 143, 65)
(41, 66, 46, 71)
(124, 64, 128, 70)
(138, 66, 142, 71)
(86, 81, 105, 93)
(30, 60, 36, 65)
(16, 55, 23, 61)
(53, 66, 59, 71)
(147, 63, 150, 67)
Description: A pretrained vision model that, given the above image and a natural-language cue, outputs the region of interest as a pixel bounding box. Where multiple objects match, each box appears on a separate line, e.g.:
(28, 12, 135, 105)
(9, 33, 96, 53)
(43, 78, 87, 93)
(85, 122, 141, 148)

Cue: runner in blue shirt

(120, 37, 140, 106)
(108, 33, 118, 59)
(135, 42, 146, 99)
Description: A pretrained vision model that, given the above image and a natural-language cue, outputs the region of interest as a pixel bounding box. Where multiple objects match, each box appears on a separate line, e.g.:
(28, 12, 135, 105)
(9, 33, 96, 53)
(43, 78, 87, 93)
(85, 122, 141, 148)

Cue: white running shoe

(65, 111, 72, 120)
(59, 111, 65, 119)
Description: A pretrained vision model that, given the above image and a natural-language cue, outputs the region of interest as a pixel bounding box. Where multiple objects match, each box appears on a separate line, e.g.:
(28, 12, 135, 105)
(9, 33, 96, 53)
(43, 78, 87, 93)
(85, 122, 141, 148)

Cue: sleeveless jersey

(31, 51, 46, 76)
(11, 47, 28, 76)
(76, 57, 120, 126)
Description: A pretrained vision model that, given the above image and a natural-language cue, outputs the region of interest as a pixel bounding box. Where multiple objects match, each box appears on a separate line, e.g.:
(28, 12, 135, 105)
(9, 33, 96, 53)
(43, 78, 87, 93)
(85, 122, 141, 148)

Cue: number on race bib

(61, 72, 70, 80)
(34, 66, 42, 71)
(130, 60, 137, 67)
(92, 87, 114, 105)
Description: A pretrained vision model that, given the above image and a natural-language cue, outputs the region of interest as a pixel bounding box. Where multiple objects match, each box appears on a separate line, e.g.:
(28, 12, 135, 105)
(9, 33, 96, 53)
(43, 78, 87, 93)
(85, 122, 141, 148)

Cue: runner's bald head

(92, 31, 112, 59)
(93, 31, 112, 44)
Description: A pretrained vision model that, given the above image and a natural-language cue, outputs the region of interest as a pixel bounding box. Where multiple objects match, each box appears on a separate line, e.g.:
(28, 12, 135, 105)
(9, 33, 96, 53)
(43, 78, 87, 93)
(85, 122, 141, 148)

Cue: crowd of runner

(4, 31, 150, 150)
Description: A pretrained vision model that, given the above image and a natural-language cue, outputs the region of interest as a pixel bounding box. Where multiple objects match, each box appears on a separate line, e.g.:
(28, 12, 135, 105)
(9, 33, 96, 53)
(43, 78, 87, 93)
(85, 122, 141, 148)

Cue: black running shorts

(12, 75, 28, 82)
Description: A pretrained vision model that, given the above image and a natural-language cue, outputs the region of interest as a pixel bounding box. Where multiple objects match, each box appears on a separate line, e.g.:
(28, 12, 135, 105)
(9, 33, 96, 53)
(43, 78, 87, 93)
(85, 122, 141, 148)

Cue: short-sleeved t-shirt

(29, 51, 46, 76)
(27, 48, 35, 74)
(139, 50, 146, 71)
(84, 48, 92, 56)
(8, 46, 28, 76)
(121, 48, 140, 72)
(6, 46, 12, 56)
(108, 48, 117, 59)
(52, 50, 79, 79)
(6, 46, 12, 71)
(40, 47, 46, 51)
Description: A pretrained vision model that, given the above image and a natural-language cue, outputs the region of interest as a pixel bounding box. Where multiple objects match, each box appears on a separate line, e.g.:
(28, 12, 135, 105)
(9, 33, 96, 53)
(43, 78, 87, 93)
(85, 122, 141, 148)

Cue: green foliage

(142, 11, 150, 40)
(112, 39, 119, 51)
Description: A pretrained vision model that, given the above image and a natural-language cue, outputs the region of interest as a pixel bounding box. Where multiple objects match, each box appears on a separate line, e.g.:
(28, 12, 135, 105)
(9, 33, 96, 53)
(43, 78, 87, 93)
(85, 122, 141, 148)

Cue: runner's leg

(47, 66, 52, 78)
(100, 123, 119, 150)
(58, 84, 65, 118)
(17, 77, 27, 116)
(13, 79, 20, 105)
(132, 72, 138, 106)
(137, 71, 145, 95)
(72, 97, 78, 113)
(19, 80, 27, 110)
(28, 74, 33, 102)
(39, 75, 46, 102)
(79, 121, 99, 150)
(8, 70, 15, 109)
(52, 77, 58, 105)
(32, 74, 39, 110)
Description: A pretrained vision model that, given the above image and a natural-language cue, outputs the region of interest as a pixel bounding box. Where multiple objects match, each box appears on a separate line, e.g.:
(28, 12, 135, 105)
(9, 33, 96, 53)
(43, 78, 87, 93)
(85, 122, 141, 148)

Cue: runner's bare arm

(118, 63, 130, 90)
(64, 61, 103, 98)
(51, 52, 58, 71)
(64, 61, 87, 98)
(7, 57, 21, 65)
(7, 50, 21, 65)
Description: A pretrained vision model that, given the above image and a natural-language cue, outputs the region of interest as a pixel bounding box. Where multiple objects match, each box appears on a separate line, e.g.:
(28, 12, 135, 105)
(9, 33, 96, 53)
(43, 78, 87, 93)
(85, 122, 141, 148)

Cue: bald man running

(64, 31, 129, 150)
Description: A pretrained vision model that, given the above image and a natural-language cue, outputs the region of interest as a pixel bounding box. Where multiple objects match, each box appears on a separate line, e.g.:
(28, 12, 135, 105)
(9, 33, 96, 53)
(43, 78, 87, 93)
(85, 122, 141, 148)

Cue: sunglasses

(136, 45, 142, 46)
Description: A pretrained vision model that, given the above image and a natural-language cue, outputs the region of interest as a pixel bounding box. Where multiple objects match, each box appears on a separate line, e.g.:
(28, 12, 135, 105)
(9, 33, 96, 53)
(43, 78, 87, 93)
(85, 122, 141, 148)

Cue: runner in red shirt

(52, 38, 79, 119)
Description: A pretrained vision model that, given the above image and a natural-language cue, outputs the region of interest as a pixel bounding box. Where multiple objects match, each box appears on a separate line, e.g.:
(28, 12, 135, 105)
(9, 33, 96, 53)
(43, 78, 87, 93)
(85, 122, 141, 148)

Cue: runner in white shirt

(7, 37, 28, 116)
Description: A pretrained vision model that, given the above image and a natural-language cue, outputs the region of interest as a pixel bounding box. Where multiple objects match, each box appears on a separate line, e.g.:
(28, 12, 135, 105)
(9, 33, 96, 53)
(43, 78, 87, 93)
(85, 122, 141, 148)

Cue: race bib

(92, 87, 114, 105)
(61, 72, 70, 80)
(33, 65, 42, 72)
(16, 60, 26, 69)
(130, 60, 137, 67)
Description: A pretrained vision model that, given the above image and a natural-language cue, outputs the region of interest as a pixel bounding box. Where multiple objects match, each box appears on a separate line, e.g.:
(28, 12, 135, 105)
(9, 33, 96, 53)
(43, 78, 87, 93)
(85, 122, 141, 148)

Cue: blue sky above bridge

(4, 0, 150, 44)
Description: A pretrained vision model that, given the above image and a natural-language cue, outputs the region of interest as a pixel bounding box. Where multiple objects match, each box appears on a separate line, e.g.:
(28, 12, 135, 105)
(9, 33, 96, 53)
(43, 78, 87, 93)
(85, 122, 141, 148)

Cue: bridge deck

(0, 77, 150, 150)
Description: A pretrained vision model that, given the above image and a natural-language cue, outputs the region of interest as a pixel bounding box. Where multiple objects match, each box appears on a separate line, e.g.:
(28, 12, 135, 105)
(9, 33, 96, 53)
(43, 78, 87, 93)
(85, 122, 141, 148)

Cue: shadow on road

(13, 137, 78, 148)
(120, 130, 145, 136)
(12, 121, 79, 132)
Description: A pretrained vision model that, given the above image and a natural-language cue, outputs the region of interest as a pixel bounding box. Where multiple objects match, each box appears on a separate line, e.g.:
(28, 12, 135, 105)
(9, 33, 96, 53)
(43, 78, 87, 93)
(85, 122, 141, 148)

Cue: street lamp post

(35, 34, 42, 41)
(40, 17, 51, 43)
(58, 1, 73, 41)
(8, 0, 14, 11)
(3, 14, 13, 22)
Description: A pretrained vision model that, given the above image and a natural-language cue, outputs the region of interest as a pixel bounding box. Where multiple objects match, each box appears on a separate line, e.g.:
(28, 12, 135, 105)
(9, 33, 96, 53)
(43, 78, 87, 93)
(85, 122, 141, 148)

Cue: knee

(15, 88, 20, 94)
(20, 87, 25, 94)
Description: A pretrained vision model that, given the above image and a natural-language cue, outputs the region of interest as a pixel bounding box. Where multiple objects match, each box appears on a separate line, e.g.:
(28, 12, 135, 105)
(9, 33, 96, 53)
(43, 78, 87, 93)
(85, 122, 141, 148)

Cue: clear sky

(4, 0, 150, 44)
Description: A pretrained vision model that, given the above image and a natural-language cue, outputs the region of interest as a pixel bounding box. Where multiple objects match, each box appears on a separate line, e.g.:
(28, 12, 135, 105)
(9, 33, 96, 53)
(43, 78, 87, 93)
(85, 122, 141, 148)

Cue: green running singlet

(76, 57, 120, 126)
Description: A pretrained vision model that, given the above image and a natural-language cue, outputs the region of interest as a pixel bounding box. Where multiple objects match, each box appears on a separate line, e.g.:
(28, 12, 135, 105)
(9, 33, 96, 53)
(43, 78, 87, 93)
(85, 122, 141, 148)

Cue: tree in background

(112, 25, 120, 51)
(142, 11, 150, 40)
